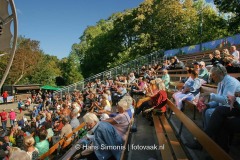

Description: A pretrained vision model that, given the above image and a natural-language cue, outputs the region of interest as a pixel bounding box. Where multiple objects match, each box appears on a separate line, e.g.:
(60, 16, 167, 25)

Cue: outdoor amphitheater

(0, 0, 240, 160)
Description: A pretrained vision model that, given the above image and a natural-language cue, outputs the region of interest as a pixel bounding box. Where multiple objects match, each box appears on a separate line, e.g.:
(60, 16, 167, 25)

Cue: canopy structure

(40, 85, 61, 91)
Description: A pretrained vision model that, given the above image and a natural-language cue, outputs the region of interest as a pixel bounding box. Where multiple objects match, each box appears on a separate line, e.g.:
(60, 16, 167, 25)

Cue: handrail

(166, 99, 233, 160)
(54, 50, 164, 97)
(38, 122, 86, 160)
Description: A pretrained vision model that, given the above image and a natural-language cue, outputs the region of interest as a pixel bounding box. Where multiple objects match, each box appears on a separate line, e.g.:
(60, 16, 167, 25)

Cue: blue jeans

(202, 101, 218, 130)
(1, 121, 7, 131)
(10, 120, 15, 127)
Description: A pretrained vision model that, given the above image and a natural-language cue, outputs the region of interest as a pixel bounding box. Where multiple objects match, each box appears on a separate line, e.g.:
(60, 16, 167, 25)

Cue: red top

(2, 92, 8, 98)
(151, 90, 167, 109)
(57, 121, 64, 131)
(0, 112, 8, 121)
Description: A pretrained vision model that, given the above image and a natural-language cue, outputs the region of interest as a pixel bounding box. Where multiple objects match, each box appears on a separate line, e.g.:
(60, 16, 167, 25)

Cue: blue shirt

(210, 75, 240, 107)
(93, 121, 123, 160)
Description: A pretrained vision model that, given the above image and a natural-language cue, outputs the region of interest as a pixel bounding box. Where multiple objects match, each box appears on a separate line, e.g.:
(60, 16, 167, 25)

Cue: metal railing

(54, 50, 164, 98)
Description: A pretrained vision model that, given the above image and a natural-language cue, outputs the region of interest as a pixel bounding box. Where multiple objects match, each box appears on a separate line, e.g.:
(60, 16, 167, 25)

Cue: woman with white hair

(104, 100, 130, 141)
(135, 79, 168, 125)
(74, 112, 123, 160)
(136, 78, 166, 110)
(24, 136, 39, 160)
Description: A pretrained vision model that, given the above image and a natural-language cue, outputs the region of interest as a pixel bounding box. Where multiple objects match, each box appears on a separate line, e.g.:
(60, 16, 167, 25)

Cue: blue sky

(14, 0, 144, 59)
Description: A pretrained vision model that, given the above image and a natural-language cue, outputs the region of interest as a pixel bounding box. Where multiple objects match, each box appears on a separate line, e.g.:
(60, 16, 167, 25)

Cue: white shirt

(232, 50, 240, 61)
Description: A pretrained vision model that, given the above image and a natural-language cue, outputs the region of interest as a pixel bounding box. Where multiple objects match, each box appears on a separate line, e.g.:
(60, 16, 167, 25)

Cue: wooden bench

(153, 99, 233, 160)
(120, 118, 134, 160)
(59, 119, 134, 160)
(38, 122, 86, 160)
(153, 113, 188, 159)
(183, 85, 217, 120)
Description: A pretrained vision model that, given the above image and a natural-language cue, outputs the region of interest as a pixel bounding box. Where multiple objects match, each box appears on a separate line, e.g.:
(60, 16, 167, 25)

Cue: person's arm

(104, 118, 117, 125)
(210, 80, 236, 106)
(189, 78, 201, 92)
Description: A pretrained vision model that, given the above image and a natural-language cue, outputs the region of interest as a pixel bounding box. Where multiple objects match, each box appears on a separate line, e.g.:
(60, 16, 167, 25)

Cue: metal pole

(0, 0, 18, 90)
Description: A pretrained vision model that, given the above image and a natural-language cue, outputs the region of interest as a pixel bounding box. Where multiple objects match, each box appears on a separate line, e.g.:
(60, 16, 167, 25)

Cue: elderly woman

(136, 78, 166, 112)
(172, 69, 201, 110)
(74, 113, 123, 160)
(104, 100, 130, 141)
(91, 94, 112, 114)
(24, 136, 39, 160)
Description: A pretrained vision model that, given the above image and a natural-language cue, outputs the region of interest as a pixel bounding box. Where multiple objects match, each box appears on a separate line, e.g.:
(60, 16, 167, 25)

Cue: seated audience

(230, 45, 240, 62)
(198, 61, 209, 84)
(161, 69, 170, 90)
(73, 113, 123, 160)
(172, 69, 201, 110)
(135, 79, 167, 125)
(60, 117, 72, 141)
(24, 136, 39, 160)
(209, 50, 224, 65)
(202, 63, 240, 130)
(104, 100, 130, 141)
(168, 56, 185, 70)
(35, 129, 49, 158)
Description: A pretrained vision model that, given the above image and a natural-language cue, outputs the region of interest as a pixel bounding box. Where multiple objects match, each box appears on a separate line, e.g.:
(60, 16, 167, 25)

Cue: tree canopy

(74, 0, 231, 78)
(0, 0, 237, 87)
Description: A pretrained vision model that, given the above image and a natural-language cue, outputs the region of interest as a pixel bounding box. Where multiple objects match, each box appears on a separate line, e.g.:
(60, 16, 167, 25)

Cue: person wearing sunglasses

(203, 86, 240, 153)
(186, 63, 240, 150)
(202, 62, 240, 129)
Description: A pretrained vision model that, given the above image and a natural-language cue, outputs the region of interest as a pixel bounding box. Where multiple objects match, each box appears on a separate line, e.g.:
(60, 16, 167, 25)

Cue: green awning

(40, 85, 61, 91)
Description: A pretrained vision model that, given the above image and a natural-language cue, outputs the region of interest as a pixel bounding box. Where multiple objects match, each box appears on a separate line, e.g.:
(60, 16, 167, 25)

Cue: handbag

(196, 97, 207, 112)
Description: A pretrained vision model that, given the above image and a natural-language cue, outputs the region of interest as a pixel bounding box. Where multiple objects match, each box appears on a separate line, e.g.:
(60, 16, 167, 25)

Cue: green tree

(60, 52, 83, 85)
(214, 0, 240, 33)
(6, 37, 42, 85)
(28, 54, 61, 86)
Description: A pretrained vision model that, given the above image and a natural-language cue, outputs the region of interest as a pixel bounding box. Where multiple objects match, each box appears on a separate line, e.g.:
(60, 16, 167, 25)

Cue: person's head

(193, 62, 200, 70)
(9, 150, 30, 160)
(210, 63, 227, 83)
(38, 129, 48, 141)
(222, 48, 230, 57)
(24, 136, 35, 148)
(129, 72, 134, 78)
(36, 115, 41, 121)
(230, 45, 236, 52)
(155, 78, 166, 91)
(214, 50, 221, 58)
(190, 69, 199, 79)
(162, 69, 168, 75)
(62, 117, 70, 125)
(83, 113, 99, 130)
(122, 95, 133, 108)
(70, 110, 78, 118)
(170, 58, 175, 64)
(4, 136, 9, 142)
(72, 102, 78, 109)
(117, 100, 129, 113)
(199, 61, 205, 68)
(44, 122, 52, 130)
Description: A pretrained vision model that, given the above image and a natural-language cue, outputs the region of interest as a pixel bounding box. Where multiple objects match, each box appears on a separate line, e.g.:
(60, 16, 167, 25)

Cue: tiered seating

(152, 99, 232, 160)
(53, 43, 240, 160)
(39, 123, 85, 160)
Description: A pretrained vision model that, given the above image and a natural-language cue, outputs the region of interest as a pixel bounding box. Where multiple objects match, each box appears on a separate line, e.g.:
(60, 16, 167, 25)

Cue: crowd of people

(0, 45, 239, 160)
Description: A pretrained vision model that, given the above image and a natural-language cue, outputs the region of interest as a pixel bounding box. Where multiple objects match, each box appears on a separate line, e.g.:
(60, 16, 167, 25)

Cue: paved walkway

(0, 102, 34, 128)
